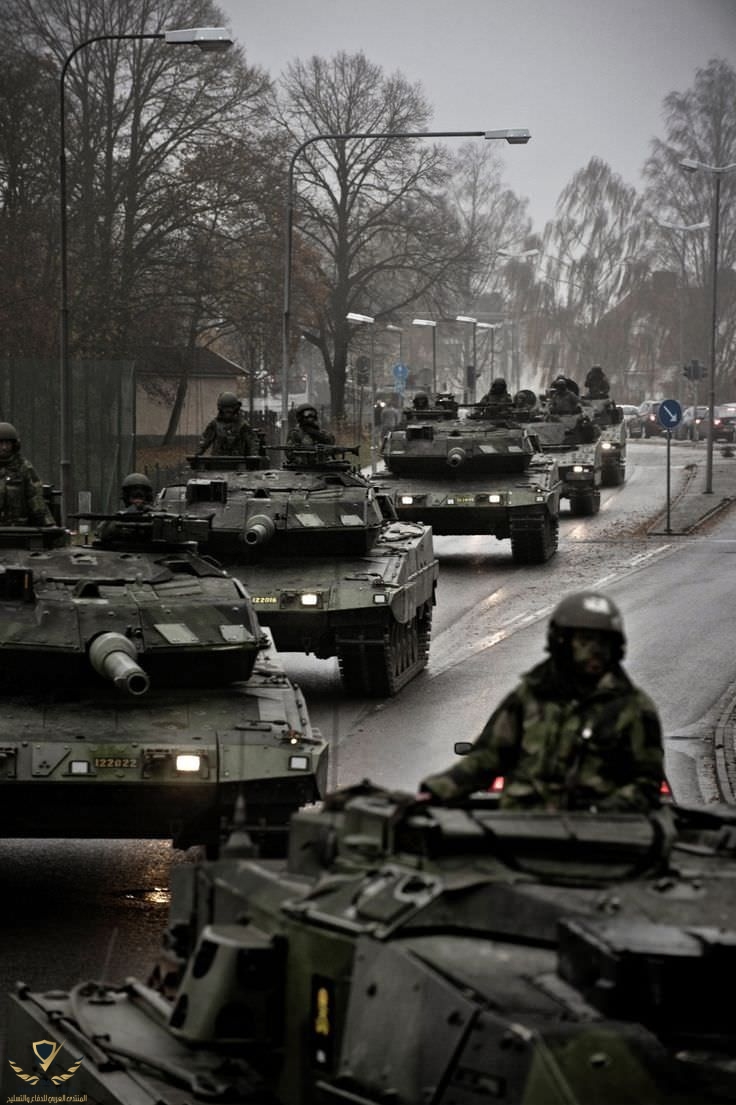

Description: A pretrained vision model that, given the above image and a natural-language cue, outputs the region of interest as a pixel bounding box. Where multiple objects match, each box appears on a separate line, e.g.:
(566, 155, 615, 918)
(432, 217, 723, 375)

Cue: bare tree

(536, 157, 648, 387)
(5, 0, 273, 360)
(274, 51, 477, 417)
(643, 58, 736, 398)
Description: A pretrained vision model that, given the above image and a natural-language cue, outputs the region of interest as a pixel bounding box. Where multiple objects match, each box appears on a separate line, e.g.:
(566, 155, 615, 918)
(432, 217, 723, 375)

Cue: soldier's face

(569, 630, 617, 678)
(0, 440, 14, 460)
(219, 406, 238, 422)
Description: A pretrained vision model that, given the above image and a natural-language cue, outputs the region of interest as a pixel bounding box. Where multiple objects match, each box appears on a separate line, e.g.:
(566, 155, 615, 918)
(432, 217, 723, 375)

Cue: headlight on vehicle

(601, 442, 612, 450)
(176, 754, 201, 773)
(289, 754, 310, 771)
(373, 592, 389, 604)
(70, 760, 90, 775)
(400, 495, 415, 505)
(572, 465, 585, 473)
(487, 493, 502, 503)
(300, 592, 321, 607)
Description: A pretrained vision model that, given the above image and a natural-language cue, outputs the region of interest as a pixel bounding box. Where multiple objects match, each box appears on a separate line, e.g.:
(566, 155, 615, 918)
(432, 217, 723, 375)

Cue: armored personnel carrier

(157, 449, 438, 697)
(515, 405, 604, 516)
(9, 781, 736, 1103)
(377, 395, 561, 564)
(0, 515, 326, 852)
(581, 395, 627, 486)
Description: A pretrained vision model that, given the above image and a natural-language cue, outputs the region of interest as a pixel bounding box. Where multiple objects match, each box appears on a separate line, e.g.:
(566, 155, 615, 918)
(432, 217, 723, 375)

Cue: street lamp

(679, 158, 736, 493)
(346, 312, 376, 471)
(412, 318, 438, 394)
(58, 27, 232, 525)
(281, 127, 531, 441)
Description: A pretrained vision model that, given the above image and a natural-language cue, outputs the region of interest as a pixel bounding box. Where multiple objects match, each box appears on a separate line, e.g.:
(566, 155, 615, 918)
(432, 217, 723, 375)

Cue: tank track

(509, 513, 559, 565)
(336, 606, 432, 696)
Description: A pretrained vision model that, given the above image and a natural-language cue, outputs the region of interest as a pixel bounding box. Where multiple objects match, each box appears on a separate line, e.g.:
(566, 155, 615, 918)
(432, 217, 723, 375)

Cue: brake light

(660, 779, 671, 797)
(489, 776, 504, 792)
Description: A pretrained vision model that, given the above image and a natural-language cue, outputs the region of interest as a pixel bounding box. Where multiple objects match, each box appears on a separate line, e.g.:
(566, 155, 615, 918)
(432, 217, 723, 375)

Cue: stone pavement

(649, 440, 736, 535)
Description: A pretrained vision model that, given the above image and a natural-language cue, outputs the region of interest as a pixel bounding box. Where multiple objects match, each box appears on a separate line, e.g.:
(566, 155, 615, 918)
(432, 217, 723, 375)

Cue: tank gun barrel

(446, 446, 467, 468)
(89, 632, 150, 696)
(244, 514, 276, 546)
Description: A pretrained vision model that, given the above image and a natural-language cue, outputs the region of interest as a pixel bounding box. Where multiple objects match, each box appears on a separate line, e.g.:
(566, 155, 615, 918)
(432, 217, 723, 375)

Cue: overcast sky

(216, 0, 736, 229)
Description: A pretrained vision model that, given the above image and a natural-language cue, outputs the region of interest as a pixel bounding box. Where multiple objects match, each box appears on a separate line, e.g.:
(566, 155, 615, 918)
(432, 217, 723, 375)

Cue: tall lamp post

(412, 319, 438, 394)
(281, 127, 531, 442)
(59, 26, 232, 524)
(456, 315, 477, 401)
(346, 312, 376, 471)
(679, 158, 736, 494)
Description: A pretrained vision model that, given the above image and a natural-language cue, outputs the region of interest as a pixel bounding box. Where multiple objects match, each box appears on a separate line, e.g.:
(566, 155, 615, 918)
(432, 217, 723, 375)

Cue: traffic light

(683, 359, 706, 380)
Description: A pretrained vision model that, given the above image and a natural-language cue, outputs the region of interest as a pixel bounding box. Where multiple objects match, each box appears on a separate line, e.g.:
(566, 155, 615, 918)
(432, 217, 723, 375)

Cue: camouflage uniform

(549, 388, 582, 415)
(421, 655, 663, 812)
(198, 415, 259, 457)
(0, 453, 53, 525)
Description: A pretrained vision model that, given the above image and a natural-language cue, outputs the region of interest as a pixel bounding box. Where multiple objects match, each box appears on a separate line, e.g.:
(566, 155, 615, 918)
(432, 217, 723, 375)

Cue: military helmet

(514, 388, 537, 409)
(217, 391, 241, 410)
(551, 376, 568, 391)
(490, 377, 509, 396)
(412, 392, 429, 409)
(121, 472, 153, 503)
(0, 422, 20, 451)
(295, 403, 318, 421)
(548, 591, 626, 658)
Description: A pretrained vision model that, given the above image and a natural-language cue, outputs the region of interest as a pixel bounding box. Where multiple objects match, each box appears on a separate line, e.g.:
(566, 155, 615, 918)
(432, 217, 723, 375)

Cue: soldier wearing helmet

(548, 377, 582, 415)
(121, 472, 154, 513)
(0, 422, 54, 526)
(96, 472, 154, 542)
(285, 403, 335, 460)
(584, 364, 611, 399)
(197, 392, 259, 458)
(475, 377, 515, 419)
(420, 591, 663, 812)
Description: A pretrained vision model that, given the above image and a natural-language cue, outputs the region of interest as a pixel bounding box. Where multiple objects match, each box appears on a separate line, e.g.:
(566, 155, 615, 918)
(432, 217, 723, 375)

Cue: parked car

(675, 405, 709, 441)
(620, 404, 640, 433)
(714, 404, 736, 443)
(628, 400, 664, 438)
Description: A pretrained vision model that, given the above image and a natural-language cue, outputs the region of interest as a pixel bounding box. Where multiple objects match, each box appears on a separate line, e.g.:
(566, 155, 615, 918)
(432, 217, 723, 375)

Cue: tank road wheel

(568, 490, 601, 517)
(337, 607, 432, 697)
(509, 513, 558, 565)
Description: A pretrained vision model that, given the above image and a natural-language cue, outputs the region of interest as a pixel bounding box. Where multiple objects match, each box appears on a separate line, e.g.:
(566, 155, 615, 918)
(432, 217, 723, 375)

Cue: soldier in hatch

(285, 404, 335, 459)
(584, 364, 611, 398)
(95, 473, 154, 542)
(197, 392, 259, 457)
(0, 422, 54, 525)
(420, 592, 664, 813)
(548, 377, 582, 415)
(476, 377, 515, 418)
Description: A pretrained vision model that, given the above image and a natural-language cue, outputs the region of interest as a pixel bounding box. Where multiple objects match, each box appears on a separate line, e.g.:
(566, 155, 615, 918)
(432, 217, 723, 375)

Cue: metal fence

(0, 358, 135, 513)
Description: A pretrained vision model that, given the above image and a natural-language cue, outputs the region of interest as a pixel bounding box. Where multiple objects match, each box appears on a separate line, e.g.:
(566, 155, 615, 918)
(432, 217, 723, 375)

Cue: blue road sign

(657, 398, 683, 430)
(392, 362, 409, 382)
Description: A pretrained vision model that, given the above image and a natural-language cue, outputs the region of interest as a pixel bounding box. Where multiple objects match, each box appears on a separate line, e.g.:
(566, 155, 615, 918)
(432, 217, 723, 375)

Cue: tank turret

(0, 514, 327, 852)
(157, 450, 439, 697)
(8, 783, 736, 1103)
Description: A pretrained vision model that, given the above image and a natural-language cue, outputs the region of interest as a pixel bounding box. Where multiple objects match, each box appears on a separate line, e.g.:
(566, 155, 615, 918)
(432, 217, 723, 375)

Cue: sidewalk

(649, 441, 736, 535)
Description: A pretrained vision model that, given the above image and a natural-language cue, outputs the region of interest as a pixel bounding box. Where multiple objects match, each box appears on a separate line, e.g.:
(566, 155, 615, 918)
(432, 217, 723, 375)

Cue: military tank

(8, 780, 736, 1104)
(580, 396, 627, 487)
(157, 448, 439, 697)
(0, 514, 327, 852)
(515, 403, 604, 516)
(377, 394, 561, 564)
